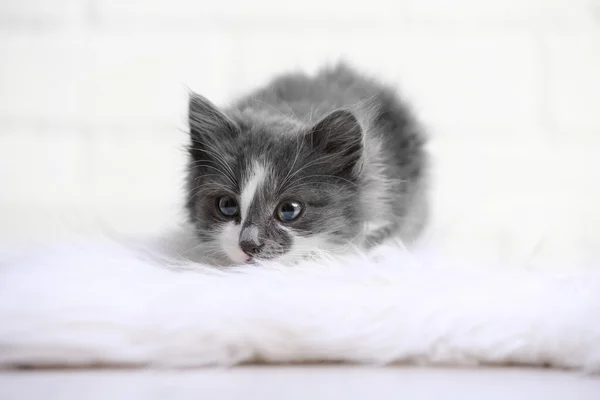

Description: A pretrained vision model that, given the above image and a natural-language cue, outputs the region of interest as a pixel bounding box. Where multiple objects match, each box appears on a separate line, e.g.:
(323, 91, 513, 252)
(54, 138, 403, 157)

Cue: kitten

(185, 64, 427, 266)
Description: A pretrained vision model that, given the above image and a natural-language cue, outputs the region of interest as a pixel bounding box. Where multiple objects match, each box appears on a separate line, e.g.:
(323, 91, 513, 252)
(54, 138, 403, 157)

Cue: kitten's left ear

(309, 109, 364, 177)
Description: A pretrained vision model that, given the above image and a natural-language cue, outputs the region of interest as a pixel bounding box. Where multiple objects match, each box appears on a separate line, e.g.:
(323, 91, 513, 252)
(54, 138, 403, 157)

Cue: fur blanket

(0, 236, 599, 372)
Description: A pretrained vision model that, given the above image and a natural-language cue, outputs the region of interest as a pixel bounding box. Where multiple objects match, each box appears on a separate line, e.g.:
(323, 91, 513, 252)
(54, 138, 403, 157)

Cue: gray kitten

(185, 64, 427, 265)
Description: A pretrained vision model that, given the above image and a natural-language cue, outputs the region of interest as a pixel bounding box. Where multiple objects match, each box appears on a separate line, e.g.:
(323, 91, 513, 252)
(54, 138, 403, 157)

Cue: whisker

(250, 97, 289, 119)
(287, 174, 359, 188)
(189, 141, 238, 185)
(281, 155, 334, 187)
(279, 132, 306, 190)
(275, 96, 300, 121)
(189, 149, 237, 185)
(187, 163, 237, 188)
(280, 181, 347, 195)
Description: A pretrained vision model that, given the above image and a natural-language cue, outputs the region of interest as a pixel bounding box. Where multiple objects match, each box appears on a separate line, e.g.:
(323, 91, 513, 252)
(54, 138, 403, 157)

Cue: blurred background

(0, 0, 599, 265)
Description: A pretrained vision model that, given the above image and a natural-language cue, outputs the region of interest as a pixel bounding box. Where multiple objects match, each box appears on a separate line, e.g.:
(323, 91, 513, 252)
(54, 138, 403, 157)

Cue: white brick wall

(0, 0, 85, 27)
(0, 0, 599, 263)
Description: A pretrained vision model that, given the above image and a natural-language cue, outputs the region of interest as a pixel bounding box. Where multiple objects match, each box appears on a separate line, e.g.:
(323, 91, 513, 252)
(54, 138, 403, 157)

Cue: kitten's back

(234, 64, 428, 245)
(233, 64, 390, 123)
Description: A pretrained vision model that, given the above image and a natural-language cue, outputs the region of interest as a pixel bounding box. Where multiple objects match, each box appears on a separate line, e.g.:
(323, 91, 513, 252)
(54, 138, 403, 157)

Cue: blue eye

(277, 201, 302, 222)
(218, 196, 239, 217)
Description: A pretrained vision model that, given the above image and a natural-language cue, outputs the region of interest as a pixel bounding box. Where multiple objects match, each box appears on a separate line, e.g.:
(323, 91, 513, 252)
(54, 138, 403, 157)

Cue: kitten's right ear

(307, 109, 364, 178)
(188, 93, 239, 142)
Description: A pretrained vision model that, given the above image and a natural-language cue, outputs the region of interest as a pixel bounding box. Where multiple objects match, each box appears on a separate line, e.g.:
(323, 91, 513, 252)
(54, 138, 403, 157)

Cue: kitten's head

(185, 94, 365, 265)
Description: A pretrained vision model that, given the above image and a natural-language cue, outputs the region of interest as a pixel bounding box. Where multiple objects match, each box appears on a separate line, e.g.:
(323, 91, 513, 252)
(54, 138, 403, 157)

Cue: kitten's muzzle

(240, 240, 265, 257)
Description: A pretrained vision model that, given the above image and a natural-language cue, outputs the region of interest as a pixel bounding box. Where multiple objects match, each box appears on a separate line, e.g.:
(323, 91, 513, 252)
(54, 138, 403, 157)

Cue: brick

(545, 33, 600, 132)
(0, 34, 84, 123)
(75, 32, 235, 128)
(0, 29, 541, 134)
(84, 129, 187, 208)
(0, 129, 87, 204)
(0, 128, 189, 239)
(231, 31, 539, 136)
(402, 0, 595, 28)
(0, 203, 180, 241)
(94, 0, 396, 25)
(0, 0, 85, 28)
(0, 32, 235, 128)
(429, 138, 600, 265)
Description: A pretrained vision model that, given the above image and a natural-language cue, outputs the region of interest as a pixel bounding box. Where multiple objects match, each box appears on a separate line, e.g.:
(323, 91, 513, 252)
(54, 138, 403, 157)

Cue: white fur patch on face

(219, 221, 249, 264)
(240, 161, 267, 223)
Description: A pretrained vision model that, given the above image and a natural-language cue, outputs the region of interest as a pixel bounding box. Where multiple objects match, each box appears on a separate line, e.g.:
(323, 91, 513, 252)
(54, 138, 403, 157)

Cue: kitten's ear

(309, 109, 364, 177)
(188, 93, 239, 142)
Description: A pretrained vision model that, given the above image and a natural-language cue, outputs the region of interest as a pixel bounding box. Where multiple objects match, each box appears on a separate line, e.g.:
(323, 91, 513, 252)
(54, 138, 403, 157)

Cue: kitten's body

(186, 64, 427, 265)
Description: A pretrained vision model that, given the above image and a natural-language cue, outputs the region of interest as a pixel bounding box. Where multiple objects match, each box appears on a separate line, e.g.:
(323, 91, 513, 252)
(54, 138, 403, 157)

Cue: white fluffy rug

(0, 237, 599, 372)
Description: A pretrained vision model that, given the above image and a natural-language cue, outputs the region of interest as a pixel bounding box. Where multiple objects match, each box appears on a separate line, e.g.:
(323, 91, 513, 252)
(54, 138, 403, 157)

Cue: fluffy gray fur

(186, 64, 428, 266)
